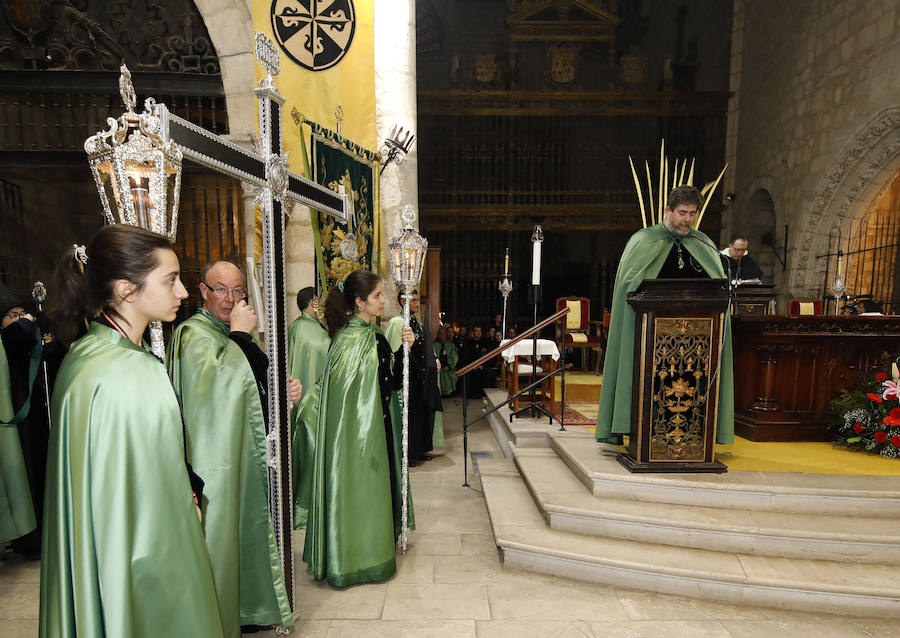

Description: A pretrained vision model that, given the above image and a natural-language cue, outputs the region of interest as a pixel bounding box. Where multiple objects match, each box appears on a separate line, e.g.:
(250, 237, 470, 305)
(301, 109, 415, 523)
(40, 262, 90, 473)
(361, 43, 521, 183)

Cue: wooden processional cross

(152, 34, 346, 610)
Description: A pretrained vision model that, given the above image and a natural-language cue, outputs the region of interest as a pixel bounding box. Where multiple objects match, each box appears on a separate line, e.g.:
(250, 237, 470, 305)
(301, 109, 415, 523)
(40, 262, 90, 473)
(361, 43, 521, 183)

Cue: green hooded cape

(288, 312, 330, 529)
(433, 339, 459, 396)
(168, 310, 292, 635)
(596, 223, 734, 444)
(288, 312, 330, 396)
(40, 323, 223, 637)
(303, 316, 414, 587)
(0, 336, 35, 544)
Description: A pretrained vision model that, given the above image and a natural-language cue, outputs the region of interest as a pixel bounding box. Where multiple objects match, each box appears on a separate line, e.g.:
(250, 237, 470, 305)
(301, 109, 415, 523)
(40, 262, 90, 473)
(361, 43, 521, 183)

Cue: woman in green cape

(41, 225, 223, 637)
(302, 270, 415, 587)
(433, 325, 459, 396)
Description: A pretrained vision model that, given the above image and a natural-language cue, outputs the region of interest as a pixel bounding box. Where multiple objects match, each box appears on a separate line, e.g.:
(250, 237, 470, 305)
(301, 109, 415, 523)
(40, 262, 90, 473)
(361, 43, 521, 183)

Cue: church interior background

(2, 0, 900, 634)
(1, 0, 897, 325)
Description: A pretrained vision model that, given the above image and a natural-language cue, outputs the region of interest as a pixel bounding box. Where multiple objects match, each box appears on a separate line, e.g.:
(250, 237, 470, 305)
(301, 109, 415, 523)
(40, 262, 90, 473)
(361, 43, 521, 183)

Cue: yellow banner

(253, 0, 376, 156)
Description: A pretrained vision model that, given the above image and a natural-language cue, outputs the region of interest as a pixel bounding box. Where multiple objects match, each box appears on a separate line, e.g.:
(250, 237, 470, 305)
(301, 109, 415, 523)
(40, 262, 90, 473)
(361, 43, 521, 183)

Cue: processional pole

(31, 281, 52, 430)
(388, 204, 428, 553)
(499, 247, 512, 338)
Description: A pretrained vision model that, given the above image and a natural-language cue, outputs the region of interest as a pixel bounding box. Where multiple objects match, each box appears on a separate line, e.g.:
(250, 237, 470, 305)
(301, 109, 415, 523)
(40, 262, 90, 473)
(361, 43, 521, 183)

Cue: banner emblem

(271, 0, 356, 72)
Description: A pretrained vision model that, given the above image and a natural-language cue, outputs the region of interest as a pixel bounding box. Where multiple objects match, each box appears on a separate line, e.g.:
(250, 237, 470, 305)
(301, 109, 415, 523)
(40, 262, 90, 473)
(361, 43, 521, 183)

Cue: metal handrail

(457, 306, 570, 487)
(455, 307, 569, 378)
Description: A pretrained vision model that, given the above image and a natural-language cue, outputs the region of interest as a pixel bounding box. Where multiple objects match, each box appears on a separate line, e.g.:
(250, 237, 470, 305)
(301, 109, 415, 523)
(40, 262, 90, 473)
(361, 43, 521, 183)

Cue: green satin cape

(291, 379, 319, 529)
(303, 316, 413, 587)
(288, 312, 330, 396)
(433, 339, 459, 396)
(288, 312, 329, 529)
(40, 323, 223, 637)
(168, 310, 292, 635)
(596, 223, 735, 445)
(0, 336, 36, 544)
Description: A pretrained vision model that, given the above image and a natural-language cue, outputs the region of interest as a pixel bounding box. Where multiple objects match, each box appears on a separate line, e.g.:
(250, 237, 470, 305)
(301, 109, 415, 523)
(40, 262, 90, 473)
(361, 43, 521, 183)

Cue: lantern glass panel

(125, 159, 154, 228)
(96, 161, 119, 223)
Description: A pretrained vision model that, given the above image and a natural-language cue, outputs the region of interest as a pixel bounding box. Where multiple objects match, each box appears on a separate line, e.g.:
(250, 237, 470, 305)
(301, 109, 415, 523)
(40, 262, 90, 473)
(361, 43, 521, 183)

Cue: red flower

(853, 423, 863, 433)
(875, 431, 888, 443)
(892, 435, 900, 447)
(876, 372, 889, 381)
(867, 393, 883, 403)
(883, 411, 900, 427)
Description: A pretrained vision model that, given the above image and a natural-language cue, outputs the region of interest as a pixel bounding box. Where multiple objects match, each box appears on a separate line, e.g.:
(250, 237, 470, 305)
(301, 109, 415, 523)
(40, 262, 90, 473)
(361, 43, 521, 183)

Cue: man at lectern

(595, 185, 734, 446)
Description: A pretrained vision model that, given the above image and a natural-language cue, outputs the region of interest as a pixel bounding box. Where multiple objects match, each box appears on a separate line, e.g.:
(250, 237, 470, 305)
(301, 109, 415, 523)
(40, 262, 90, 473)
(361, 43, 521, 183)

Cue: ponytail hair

(47, 224, 171, 345)
(323, 269, 380, 338)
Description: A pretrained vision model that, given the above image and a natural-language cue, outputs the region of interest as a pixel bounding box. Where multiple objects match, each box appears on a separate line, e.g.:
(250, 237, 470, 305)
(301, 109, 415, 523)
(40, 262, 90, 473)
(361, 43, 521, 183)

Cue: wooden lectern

(619, 279, 729, 473)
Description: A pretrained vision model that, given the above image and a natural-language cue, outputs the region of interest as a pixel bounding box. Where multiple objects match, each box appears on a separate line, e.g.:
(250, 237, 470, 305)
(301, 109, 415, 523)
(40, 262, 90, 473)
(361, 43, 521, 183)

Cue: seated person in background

(719, 234, 763, 284)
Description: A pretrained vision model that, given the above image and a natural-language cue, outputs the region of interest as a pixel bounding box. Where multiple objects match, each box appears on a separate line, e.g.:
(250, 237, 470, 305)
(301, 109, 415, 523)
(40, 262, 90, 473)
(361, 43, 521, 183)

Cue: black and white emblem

(271, 0, 356, 72)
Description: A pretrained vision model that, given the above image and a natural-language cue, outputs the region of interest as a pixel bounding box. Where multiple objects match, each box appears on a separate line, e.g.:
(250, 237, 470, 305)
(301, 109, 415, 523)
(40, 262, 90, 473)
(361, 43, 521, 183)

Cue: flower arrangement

(832, 361, 900, 459)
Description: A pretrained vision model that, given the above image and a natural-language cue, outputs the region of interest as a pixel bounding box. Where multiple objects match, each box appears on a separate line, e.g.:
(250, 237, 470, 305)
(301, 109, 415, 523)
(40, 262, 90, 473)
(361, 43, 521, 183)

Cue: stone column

(375, 0, 418, 320)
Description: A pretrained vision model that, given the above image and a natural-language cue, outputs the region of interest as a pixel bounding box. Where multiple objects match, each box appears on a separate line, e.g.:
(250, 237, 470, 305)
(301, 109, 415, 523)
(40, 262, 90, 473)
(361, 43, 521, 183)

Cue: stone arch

(192, 0, 256, 143)
(789, 107, 900, 298)
(739, 188, 777, 281)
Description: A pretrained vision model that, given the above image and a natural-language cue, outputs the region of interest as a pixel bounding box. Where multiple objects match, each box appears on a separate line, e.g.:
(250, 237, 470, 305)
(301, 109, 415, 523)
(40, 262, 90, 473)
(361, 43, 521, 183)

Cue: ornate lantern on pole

(84, 63, 184, 359)
(388, 203, 428, 552)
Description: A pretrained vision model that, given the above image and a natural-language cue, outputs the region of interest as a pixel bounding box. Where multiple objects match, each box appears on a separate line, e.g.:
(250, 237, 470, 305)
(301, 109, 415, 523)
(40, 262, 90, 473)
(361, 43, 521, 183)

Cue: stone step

(513, 448, 900, 564)
(550, 432, 900, 518)
(479, 464, 900, 618)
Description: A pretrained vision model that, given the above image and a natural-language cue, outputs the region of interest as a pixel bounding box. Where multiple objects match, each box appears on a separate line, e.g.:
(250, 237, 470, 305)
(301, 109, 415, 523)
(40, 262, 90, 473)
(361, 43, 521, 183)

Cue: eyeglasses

(202, 281, 247, 300)
(3, 309, 27, 321)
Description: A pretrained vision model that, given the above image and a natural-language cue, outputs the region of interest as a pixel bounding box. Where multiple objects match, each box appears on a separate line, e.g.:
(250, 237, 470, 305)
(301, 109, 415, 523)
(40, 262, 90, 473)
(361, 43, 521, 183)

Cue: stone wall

(727, 0, 900, 305)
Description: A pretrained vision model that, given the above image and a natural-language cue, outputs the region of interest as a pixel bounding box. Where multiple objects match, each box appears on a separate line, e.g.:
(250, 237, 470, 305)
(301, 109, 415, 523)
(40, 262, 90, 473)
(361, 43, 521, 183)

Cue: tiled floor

(3, 396, 897, 637)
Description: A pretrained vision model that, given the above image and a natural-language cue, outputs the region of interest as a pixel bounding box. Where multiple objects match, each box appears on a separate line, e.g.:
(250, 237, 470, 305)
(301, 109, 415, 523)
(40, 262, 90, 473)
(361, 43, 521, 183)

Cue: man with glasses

(719, 233, 764, 284)
(167, 261, 298, 636)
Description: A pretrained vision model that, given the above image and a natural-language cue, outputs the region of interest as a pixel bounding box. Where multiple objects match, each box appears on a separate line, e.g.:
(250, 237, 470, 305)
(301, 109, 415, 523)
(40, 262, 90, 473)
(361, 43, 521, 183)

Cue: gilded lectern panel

(649, 318, 715, 462)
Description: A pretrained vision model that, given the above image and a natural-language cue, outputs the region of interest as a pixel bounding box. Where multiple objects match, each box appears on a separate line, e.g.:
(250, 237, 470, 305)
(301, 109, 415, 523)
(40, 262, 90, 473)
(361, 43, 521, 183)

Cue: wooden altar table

(732, 315, 900, 441)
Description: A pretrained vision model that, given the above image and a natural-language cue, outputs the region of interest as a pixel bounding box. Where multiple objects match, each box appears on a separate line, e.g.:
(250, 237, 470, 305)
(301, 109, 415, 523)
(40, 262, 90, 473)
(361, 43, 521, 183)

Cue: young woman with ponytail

(40, 224, 224, 637)
(302, 269, 415, 587)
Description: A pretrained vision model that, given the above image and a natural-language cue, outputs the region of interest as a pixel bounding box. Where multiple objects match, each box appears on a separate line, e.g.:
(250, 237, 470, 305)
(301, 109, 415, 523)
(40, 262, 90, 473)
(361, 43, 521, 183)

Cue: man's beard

(664, 219, 691, 237)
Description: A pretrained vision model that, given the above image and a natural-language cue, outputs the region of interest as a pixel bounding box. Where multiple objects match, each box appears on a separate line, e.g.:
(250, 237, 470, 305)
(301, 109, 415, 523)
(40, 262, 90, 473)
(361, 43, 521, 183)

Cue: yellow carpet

(554, 372, 603, 403)
(716, 438, 900, 476)
(580, 423, 900, 476)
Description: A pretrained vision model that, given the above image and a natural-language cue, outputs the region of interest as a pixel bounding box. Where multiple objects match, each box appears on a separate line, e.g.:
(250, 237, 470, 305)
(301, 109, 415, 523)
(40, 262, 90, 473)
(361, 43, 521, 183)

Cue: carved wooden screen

(0, 178, 27, 296)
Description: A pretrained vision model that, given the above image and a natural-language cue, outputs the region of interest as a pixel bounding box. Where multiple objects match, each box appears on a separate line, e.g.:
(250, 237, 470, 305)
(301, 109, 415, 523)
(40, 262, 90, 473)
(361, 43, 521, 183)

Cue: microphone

(687, 229, 734, 296)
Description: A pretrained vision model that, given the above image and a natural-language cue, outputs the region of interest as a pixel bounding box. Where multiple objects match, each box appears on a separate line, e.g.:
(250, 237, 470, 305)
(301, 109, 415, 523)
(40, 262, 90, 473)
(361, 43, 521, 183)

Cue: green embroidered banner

(311, 132, 379, 292)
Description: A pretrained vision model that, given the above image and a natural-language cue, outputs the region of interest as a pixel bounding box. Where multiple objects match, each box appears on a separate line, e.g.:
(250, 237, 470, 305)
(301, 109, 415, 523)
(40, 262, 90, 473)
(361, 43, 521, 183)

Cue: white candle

(837, 255, 842, 276)
(504, 248, 509, 276)
(531, 241, 541, 285)
(893, 362, 899, 383)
